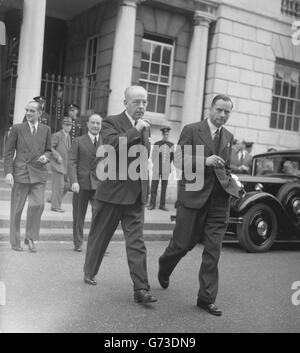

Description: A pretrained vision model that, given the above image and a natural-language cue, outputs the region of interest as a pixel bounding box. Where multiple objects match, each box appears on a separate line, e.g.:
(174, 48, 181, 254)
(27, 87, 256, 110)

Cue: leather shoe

(11, 245, 23, 252)
(24, 238, 37, 253)
(159, 206, 169, 211)
(74, 246, 82, 252)
(134, 289, 157, 303)
(51, 207, 65, 213)
(197, 300, 222, 316)
(158, 272, 169, 289)
(147, 205, 155, 210)
(84, 275, 97, 285)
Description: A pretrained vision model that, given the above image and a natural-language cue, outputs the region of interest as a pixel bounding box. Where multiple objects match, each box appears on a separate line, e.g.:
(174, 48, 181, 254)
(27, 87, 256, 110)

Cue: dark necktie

(93, 136, 97, 148)
(213, 129, 220, 155)
(32, 125, 36, 136)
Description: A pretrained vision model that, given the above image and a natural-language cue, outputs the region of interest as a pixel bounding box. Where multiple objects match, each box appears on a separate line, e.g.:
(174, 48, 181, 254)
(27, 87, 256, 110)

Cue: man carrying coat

(158, 94, 239, 316)
(4, 100, 52, 253)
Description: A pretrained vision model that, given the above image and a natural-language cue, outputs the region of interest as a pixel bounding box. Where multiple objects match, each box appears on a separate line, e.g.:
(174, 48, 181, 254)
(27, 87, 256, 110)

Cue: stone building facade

(1, 0, 300, 201)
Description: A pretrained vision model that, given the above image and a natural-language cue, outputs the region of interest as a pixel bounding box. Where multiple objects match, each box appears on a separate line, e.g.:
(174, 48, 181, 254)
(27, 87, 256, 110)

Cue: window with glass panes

(271, 61, 300, 132)
(139, 38, 173, 114)
(85, 36, 98, 109)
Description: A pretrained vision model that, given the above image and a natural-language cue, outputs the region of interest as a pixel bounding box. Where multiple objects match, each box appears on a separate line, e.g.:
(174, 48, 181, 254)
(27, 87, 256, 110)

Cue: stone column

(181, 11, 216, 128)
(13, 0, 46, 123)
(107, 0, 139, 115)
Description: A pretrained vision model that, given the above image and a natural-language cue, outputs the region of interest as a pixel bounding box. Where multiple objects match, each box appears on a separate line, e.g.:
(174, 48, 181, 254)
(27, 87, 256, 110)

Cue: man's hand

(206, 155, 225, 168)
(5, 173, 14, 187)
(135, 119, 150, 132)
(37, 155, 49, 164)
(71, 183, 80, 193)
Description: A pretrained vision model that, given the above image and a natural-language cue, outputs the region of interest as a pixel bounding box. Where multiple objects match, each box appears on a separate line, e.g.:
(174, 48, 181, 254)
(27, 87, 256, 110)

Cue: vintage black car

(229, 149, 300, 252)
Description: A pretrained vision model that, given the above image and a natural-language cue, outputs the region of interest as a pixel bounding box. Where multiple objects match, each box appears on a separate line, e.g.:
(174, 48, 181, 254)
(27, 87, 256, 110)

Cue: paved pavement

(0, 241, 299, 333)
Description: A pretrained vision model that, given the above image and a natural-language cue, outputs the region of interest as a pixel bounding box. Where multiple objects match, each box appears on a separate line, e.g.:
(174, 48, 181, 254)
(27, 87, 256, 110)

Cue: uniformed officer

(33, 96, 50, 126)
(67, 103, 83, 143)
(148, 127, 174, 211)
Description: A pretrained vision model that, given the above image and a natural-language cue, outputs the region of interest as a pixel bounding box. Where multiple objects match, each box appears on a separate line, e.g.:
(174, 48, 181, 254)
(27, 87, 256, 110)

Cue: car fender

(234, 191, 286, 217)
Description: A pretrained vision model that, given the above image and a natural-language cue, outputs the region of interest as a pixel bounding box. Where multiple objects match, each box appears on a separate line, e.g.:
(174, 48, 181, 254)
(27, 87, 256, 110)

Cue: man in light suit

(4, 100, 52, 252)
(230, 139, 252, 174)
(49, 116, 72, 212)
(158, 95, 239, 316)
(83, 85, 157, 305)
(68, 114, 103, 252)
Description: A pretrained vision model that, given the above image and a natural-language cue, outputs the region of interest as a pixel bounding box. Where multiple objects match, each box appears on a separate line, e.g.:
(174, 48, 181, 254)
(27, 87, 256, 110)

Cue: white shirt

(28, 121, 38, 134)
(88, 132, 99, 144)
(125, 110, 136, 127)
(207, 118, 222, 140)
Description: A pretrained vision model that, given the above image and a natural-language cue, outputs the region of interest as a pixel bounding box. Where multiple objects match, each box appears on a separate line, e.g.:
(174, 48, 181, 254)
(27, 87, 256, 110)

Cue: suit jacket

(68, 133, 102, 190)
(49, 130, 71, 174)
(4, 122, 52, 184)
(230, 148, 252, 174)
(95, 111, 150, 205)
(175, 119, 239, 209)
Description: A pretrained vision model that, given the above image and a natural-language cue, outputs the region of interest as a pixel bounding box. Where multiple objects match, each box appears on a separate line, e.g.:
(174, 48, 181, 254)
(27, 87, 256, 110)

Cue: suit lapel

(82, 134, 96, 155)
(219, 128, 230, 153)
(119, 111, 135, 131)
(198, 120, 214, 154)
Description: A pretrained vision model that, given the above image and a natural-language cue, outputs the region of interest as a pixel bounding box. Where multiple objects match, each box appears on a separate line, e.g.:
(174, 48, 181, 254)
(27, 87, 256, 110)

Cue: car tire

(237, 203, 277, 253)
(276, 182, 300, 234)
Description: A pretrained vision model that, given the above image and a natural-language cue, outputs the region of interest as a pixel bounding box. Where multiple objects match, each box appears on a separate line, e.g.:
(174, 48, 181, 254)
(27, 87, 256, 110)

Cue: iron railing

(41, 73, 110, 132)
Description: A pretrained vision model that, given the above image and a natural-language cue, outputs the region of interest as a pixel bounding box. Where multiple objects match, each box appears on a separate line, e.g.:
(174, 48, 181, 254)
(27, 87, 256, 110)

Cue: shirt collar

(88, 132, 99, 142)
(207, 118, 222, 139)
(28, 121, 38, 129)
(125, 110, 136, 127)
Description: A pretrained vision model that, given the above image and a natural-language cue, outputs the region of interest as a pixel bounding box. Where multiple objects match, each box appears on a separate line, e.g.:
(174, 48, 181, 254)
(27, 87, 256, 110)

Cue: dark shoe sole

(158, 273, 169, 289)
(84, 278, 97, 285)
(134, 297, 158, 304)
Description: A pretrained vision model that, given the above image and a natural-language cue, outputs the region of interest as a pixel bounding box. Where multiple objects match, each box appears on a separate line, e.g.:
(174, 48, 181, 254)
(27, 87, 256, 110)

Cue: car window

(254, 154, 300, 177)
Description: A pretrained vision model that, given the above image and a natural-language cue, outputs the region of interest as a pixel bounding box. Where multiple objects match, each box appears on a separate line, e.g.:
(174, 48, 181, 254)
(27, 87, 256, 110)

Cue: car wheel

(237, 203, 277, 253)
(276, 182, 300, 232)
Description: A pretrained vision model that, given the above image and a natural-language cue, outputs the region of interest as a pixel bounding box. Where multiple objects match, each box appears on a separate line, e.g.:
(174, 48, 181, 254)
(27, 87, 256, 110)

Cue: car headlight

(292, 199, 300, 216)
(255, 183, 263, 191)
(231, 174, 243, 189)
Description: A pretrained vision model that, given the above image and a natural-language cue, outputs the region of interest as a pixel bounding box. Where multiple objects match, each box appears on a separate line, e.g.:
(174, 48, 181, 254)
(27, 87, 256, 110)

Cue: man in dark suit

(148, 127, 174, 211)
(4, 100, 52, 252)
(49, 116, 72, 212)
(158, 94, 239, 316)
(230, 139, 252, 174)
(83, 85, 157, 305)
(68, 114, 103, 252)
